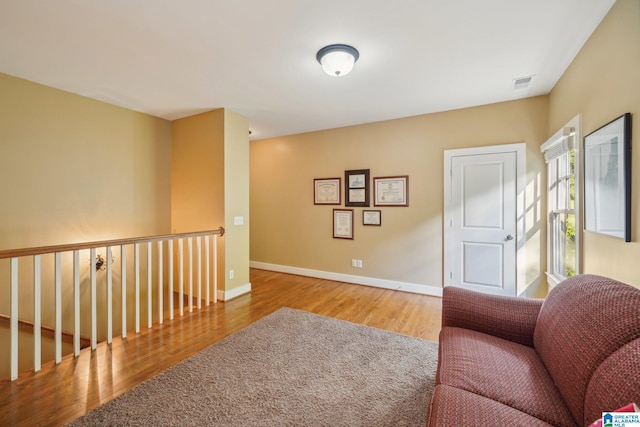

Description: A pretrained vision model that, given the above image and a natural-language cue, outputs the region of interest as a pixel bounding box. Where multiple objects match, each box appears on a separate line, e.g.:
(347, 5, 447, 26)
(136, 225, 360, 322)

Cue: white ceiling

(0, 0, 615, 140)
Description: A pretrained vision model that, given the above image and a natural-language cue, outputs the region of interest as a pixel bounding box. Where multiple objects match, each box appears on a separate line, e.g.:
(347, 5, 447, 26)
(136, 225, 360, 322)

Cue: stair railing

(0, 228, 224, 381)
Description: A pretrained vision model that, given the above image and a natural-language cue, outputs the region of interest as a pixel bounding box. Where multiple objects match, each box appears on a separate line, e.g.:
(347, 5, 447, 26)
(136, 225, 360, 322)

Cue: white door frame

(443, 142, 526, 294)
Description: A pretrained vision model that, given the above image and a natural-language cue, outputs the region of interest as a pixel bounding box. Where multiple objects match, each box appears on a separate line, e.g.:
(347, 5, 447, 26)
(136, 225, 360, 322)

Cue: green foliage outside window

(565, 151, 576, 277)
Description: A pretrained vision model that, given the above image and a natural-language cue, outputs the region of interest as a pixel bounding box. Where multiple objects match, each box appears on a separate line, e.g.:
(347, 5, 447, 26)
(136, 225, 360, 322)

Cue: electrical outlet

(356, 260, 363, 268)
(351, 259, 357, 267)
(229, 269, 234, 279)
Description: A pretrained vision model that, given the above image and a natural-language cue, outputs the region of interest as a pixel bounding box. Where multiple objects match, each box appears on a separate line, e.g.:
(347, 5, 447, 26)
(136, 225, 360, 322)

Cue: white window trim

(541, 115, 581, 289)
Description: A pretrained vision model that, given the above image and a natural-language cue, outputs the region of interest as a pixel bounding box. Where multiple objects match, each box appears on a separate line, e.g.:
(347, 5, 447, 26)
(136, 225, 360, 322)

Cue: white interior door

(444, 144, 522, 296)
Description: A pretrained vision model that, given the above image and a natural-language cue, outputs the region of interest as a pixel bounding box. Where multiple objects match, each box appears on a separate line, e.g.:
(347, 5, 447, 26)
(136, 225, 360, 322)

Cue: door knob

(505, 234, 514, 241)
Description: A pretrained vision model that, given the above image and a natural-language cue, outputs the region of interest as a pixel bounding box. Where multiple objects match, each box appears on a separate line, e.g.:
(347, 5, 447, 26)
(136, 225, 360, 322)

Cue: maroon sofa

(427, 274, 640, 426)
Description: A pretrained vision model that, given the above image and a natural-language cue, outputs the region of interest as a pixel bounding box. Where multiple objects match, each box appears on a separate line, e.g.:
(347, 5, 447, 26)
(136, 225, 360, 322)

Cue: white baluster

(73, 250, 80, 356)
(55, 252, 62, 362)
(205, 235, 210, 306)
(147, 241, 152, 329)
(135, 243, 140, 334)
(10, 257, 18, 380)
(168, 240, 174, 320)
(214, 234, 218, 304)
(107, 246, 113, 344)
(158, 240, 163, 325)
(90, 248, 97, 350)
(197, 236, 202, 309)
(121, 245, 127, 338)
(188, 237, 193, 313)
(178, 238, 184, 316)
(33, 255, 41, 372)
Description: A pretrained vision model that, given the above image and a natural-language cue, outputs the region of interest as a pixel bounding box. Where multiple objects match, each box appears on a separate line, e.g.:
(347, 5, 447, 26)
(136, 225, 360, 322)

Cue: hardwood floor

(0, 269, 442, 427)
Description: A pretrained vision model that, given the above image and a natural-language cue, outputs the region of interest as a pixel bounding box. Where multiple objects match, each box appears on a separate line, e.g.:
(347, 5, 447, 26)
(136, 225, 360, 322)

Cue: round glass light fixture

(316, 44, 359, 77)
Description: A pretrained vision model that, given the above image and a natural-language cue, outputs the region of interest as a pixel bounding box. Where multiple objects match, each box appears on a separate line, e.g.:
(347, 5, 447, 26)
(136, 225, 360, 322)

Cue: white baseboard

(249, 261, 443, 297)
(217, 282, 252, 302)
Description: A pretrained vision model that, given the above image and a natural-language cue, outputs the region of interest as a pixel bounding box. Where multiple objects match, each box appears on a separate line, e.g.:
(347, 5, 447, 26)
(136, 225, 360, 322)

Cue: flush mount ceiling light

(316, 44, 359, 77)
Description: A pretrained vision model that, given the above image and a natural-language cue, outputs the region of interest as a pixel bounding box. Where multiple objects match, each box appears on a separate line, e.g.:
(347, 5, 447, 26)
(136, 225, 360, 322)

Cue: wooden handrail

(0, 227, 224, 259)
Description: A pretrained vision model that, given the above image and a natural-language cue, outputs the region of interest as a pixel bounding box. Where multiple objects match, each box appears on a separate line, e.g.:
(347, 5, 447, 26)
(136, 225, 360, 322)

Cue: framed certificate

(314, 178, 341, 205)
(363, 210, 381, 226)
(345, 169, 370, 207)
(333, 209, 354, 239)
(374, 176, 409, 207)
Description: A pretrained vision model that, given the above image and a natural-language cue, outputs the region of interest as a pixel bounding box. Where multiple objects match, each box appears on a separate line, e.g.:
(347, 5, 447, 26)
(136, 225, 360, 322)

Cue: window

(548, 150, 576, 277)
(541, 116, 580, 287)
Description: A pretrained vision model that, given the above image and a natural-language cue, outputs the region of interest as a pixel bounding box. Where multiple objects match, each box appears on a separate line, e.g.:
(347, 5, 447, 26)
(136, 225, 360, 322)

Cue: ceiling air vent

(512, 75, 534, 90)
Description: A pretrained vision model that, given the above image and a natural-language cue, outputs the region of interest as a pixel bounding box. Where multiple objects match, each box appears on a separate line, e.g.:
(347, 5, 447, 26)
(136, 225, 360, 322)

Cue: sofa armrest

(442, 286, 543, 347)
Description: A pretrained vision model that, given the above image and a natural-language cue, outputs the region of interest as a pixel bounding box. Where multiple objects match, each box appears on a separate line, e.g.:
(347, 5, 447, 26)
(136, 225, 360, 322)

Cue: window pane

(558, 176, 567, 209)
(568, 151, 575, 210)
(552, 212, 576, 278)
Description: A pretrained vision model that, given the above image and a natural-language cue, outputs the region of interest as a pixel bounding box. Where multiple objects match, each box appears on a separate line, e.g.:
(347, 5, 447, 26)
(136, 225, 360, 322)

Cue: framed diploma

(345, 169, 370, 207)
(374, 175, 409, 207)
(333, 209, 354, 239)
(363, 210, 381, 226)
(314, 177, 341, 205)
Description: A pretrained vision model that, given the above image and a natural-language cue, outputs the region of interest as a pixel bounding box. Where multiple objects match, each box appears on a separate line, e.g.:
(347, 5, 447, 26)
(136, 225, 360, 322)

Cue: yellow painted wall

(224, 110, 251, 294)
(251, 96, 549, 297)
(171, 108, 250, 298)
(171, 110, 225, 233)
(0, 73, 172, 250)
(548, 0, 640, 287)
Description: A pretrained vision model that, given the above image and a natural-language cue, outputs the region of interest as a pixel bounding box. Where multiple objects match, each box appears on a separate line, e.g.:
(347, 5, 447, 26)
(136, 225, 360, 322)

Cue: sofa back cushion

(533, 275, 640, 425)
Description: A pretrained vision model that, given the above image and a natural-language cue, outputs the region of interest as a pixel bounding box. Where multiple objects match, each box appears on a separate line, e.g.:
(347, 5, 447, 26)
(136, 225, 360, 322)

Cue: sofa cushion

(437, 326, 576, 427)
(533, 275, 640, 425)
(583, 338, 640, 426)
(427, 384, 556, 427)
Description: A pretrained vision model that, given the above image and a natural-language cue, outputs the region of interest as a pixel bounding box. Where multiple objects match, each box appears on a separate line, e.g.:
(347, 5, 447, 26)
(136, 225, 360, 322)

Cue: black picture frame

(345, 169, 370, 207)
(584, 112, 632, 242)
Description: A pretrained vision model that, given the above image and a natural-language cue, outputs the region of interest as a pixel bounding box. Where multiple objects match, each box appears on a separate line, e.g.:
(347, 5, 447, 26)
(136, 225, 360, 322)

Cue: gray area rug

(67, 307, 438, 426)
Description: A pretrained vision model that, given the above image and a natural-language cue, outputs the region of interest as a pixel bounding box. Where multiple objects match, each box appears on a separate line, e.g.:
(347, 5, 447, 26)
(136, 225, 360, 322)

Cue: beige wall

(171, 108, 250, 299)
(0, 73, 172, 250)
(251, 96, 549, 297)
(224, 110, 251, 295)
(548, 0, 640, 287)
(171, 110, 225, 233)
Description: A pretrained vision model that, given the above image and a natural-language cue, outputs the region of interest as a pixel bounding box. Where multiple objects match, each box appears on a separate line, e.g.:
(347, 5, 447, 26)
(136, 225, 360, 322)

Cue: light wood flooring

(0, 268, 442, 427)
